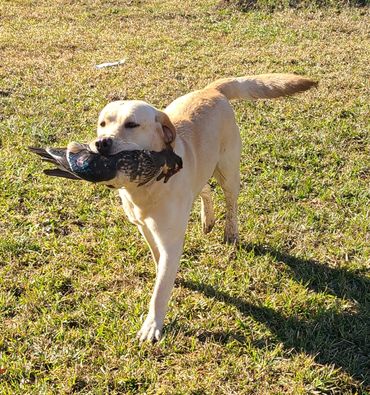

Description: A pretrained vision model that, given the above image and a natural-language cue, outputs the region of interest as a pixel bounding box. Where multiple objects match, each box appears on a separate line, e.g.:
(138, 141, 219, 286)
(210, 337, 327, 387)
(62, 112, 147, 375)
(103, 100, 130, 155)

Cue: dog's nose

(95, 137, 112, 155)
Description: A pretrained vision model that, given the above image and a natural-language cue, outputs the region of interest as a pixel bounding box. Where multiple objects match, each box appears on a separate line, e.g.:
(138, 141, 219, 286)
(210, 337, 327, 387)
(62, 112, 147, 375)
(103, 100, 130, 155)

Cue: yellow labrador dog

(90, 74, 316, 341)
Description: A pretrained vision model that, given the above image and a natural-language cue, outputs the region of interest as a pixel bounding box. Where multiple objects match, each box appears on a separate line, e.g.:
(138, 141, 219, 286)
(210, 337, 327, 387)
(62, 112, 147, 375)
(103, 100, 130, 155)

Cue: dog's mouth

(89, 137, 145, 156)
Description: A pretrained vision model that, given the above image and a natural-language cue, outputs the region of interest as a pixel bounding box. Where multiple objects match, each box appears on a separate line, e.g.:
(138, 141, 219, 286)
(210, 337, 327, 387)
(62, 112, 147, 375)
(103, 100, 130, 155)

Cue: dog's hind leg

(200, 184, 215, 234)
(214, 130, 241, 244)
(215, 165, 240, 244)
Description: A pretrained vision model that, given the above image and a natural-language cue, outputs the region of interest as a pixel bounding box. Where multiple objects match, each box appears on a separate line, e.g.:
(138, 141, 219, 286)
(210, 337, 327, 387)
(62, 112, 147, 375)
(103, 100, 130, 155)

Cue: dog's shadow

(178, 243, 370, 386)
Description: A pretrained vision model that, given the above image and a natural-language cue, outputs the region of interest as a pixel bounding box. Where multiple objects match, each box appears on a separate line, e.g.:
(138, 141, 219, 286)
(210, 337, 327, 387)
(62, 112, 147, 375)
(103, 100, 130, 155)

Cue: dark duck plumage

(29, 142, 182, 187)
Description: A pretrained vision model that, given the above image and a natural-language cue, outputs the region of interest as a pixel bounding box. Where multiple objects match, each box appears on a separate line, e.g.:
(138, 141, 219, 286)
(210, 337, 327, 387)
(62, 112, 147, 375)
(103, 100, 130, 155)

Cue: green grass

(0, 0, 369, 393)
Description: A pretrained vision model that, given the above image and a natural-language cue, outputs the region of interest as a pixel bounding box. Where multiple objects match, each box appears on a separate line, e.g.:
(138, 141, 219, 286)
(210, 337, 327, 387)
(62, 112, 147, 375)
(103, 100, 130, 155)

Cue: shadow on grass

(179, 243, 370, 386)
(219, 0, 369, 11)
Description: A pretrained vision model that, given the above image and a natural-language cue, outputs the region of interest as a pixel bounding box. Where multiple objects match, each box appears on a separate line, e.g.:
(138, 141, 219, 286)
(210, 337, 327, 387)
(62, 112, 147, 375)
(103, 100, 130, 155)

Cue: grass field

(0, 0, 369, 393)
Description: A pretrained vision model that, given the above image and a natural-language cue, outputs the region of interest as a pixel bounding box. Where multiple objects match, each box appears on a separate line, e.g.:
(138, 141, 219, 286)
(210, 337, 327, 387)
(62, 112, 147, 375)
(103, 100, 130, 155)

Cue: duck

(29, 142, 182, 187)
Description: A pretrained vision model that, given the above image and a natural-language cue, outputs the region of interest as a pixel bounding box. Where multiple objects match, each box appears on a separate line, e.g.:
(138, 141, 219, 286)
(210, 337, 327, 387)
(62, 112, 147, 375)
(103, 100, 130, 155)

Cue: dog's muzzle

(95, 137, 113, 156)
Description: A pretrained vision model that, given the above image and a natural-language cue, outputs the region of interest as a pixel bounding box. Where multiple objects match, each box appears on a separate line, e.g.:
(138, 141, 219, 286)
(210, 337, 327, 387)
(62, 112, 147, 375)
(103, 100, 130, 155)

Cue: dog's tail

(206, 73, 317, 101)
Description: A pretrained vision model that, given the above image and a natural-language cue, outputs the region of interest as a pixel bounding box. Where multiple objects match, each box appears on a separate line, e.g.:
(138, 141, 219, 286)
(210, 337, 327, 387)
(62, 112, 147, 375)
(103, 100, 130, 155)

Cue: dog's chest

(118, 189, 148, 226)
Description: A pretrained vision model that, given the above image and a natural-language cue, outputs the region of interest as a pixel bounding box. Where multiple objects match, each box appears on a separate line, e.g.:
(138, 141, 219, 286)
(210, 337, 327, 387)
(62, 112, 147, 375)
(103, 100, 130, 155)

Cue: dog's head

(90, 100, 176, 155)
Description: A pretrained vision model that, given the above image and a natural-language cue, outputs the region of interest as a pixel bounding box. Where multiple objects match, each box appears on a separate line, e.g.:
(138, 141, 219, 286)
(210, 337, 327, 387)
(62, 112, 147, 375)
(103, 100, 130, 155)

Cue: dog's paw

(223, 232, 239, 245)
(202, 217, 215, 234)
(137, 318, 163, 343)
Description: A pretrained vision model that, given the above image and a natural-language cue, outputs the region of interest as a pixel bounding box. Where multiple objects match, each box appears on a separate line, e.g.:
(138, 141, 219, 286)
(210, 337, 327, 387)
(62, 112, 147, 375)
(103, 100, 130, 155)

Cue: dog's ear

(155, 110, 176, 144)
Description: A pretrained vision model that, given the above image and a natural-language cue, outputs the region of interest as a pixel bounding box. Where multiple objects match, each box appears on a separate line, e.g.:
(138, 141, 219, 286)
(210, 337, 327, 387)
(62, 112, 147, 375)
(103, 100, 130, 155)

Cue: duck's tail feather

(43, 168, 80, 180)
(29, 146, 56, 163)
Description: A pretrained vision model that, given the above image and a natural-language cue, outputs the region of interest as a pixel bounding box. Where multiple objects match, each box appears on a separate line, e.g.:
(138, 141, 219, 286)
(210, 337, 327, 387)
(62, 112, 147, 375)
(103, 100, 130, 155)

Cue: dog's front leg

(137, 241, 183, 342)
(137, 208, 190, 342)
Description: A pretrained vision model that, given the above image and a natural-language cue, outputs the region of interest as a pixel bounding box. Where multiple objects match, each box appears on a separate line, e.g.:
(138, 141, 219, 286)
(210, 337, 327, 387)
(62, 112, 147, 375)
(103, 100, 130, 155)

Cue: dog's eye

(100, 121, 106, 127)
(125, 122, 140, 129)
